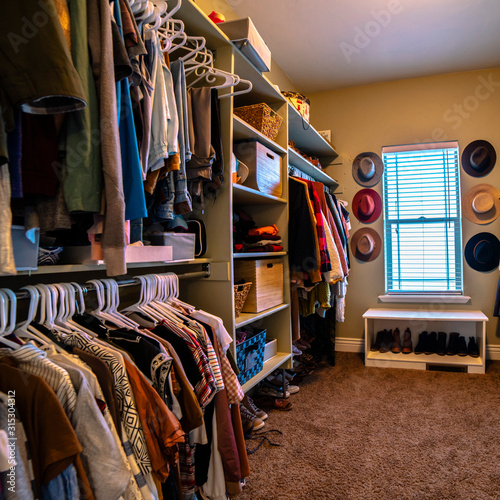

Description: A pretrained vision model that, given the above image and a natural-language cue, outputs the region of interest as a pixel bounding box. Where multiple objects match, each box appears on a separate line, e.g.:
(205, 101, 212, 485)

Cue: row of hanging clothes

(0, 0, 252, 277)
(0, 272, 248, 500)
(288, 166, 351, 365)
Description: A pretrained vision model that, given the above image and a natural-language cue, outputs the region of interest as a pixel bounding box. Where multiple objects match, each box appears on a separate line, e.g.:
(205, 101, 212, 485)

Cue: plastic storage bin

(236, 327, 266, 384)
(12, 225, 39, 271)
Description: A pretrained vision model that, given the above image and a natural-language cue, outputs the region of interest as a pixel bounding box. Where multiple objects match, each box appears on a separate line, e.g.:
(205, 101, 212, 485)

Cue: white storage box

(12, 225, 39, 271)
(146, 233, 196, 261)
(264, 338, 277, 363)
(59, 244, 173, 264)
(219, 18, 271, 72)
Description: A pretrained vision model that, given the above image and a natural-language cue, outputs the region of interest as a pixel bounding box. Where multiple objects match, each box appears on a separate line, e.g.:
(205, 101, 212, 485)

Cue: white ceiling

(230, 0, 500, 94)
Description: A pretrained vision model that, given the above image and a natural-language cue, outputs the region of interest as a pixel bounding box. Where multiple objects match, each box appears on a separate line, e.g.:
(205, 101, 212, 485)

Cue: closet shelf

(235, 303, 289, 328)
(233, 49, 286, 106)
(287, 103, 338, 160)
(288, 148, 339, 188)
(233, 115, 287, 155)
(241, 352, 292, 393)
(233, 252, 287, 259)
(176, 0, 231, 50)
(16, 258, 212, 276)
(366, 350, 484, 367)
(233, 183, 287, 205)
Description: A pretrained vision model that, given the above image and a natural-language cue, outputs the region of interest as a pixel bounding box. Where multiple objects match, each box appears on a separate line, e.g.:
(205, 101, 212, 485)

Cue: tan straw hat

(350, 228, 382, 262)
(462, 184, 500, 224)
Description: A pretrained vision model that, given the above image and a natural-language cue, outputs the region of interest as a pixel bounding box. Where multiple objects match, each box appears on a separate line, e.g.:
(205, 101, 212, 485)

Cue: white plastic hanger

(0, 290, 19, 349)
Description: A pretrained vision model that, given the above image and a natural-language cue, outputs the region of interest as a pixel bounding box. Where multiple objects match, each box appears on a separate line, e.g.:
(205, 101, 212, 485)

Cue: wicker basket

(234, 103, 283, 141)
(234, 282, 252, 317)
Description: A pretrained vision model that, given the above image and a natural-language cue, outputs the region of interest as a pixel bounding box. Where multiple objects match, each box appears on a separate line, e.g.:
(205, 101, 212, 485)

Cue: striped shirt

(0, 344, 77, 417)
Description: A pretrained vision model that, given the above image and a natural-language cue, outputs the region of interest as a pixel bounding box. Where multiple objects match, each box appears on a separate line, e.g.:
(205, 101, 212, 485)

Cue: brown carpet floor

(238, 352, 500, 500)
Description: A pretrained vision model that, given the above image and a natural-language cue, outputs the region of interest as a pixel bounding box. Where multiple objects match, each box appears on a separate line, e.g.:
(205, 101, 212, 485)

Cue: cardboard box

(219, 18, 271, 72)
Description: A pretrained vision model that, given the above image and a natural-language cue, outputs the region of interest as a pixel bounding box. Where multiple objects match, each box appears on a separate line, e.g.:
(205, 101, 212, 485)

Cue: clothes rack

(9, 263, 211, 300)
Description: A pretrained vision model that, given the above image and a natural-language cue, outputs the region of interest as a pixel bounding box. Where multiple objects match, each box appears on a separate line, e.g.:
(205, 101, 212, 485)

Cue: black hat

(464, 232, 500, 272)
(461, 140, 496, 177)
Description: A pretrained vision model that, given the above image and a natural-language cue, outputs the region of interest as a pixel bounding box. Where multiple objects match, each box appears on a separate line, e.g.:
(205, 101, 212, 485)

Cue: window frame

(382, 141, 464, 296)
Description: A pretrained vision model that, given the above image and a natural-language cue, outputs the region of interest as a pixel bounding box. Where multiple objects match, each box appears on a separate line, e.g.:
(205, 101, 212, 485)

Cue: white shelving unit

(173, 1, 293, 393)
(363, 308, 488, 374)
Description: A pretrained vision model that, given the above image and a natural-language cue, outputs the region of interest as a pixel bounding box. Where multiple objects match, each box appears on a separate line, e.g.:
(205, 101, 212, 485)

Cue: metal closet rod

(10, 263, 211, 300)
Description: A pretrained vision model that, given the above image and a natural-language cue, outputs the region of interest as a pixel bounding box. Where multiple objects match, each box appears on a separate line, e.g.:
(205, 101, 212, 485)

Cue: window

(382, 142, 463, 294)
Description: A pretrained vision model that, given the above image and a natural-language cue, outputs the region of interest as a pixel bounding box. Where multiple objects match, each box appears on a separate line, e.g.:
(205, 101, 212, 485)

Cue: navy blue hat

(464, 232, 500, 272)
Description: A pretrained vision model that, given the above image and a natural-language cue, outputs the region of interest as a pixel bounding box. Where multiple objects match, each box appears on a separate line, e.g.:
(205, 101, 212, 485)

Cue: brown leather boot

(391, 328, 401, 353)
(402, 328, 412, 354)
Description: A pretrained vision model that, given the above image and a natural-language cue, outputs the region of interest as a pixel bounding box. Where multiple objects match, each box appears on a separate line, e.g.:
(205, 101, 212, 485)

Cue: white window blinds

(382, 142, 463, 294)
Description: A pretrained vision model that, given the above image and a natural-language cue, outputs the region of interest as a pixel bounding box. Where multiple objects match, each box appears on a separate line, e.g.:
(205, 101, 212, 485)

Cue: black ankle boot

(436, 332, 447, 356)
(379, 329, 393, 353)
(371, 330, 385, 351)
(457, 336, 467, 356)
(425, 331, 438, 355)
(468, 337, 479, 358)
(414, 331, 427, 355)
(447, 332, 459, 355)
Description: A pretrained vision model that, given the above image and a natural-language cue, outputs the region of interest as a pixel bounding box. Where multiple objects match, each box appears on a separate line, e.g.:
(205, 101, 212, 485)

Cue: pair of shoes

(253, 395, 293, 411)
(257, 384, 290, 399)
(379, 329, 393, 353)
(447, 332, 468, 356)
(391, 328, 413, 353)
(415, 331, 440, 355)
(242, 394, 268, 421)
(239, 402, 265, 434)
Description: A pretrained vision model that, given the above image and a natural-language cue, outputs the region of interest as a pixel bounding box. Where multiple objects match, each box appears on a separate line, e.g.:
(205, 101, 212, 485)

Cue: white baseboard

(487, 345, 500, 360)
(335, 337, 364, 353)
(336, 338, 500, 360)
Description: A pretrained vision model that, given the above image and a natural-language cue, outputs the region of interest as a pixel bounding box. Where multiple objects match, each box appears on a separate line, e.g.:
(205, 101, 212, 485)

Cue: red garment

(247, 245, 283, 252)
(313, 182, 348, 276)
(305, 181, 331, 273)
(247, 224, 279, 237)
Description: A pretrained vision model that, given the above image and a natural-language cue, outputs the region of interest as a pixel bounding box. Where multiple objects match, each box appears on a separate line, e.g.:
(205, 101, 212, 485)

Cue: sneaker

(240, 403, 265, 432)
(243, 395, 268, 421)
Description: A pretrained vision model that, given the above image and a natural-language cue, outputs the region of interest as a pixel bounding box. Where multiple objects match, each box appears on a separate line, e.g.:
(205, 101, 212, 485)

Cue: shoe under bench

(362, 308, 487, 374)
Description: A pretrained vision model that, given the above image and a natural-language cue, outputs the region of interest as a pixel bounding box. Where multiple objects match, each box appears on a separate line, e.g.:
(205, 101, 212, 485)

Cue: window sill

(378, 294, 471, 304)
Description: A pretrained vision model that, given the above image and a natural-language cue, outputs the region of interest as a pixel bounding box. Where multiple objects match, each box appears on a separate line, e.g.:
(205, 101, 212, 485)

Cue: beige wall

(309, 68, 500, 346)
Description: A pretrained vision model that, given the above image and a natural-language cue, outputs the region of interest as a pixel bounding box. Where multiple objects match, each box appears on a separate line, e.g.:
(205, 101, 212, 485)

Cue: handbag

(187, 219, 207, 257)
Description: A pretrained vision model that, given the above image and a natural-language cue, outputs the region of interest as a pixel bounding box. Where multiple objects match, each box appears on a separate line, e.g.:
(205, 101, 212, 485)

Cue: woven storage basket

(234, 103, 283, 141)
(234, 282, 252, 317)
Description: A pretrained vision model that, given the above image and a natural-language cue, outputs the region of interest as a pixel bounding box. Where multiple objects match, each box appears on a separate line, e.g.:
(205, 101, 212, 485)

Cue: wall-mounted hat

(464, 232, 500, 272)
(461, 140, 496, 177)
(350, 228, 382, 262)
(462, 184, 500, 224)
(352, 152, 384, 187)
(352, 188, 382, 223)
